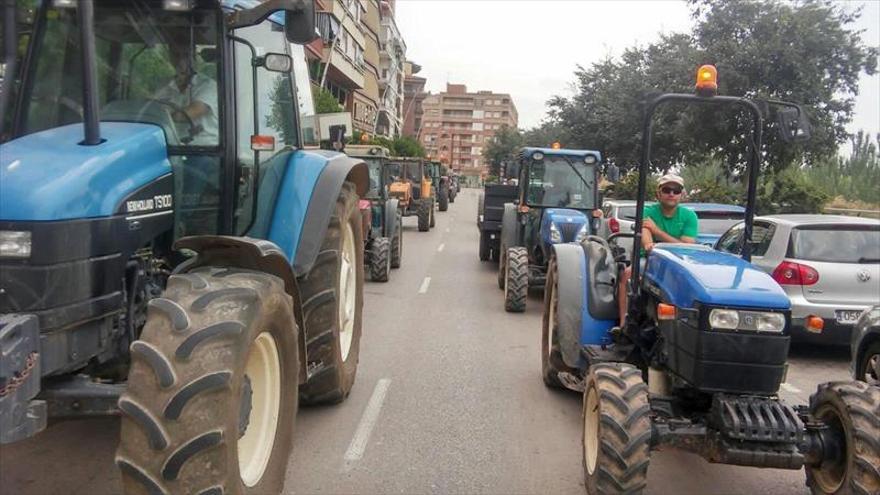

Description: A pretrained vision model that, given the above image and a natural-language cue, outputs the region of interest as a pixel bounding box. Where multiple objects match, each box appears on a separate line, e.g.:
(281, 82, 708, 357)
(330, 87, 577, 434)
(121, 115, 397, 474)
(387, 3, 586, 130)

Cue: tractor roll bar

(0, 0, 18, 134)
(78, 0, 102, 145)
(630, 93, 763, 295)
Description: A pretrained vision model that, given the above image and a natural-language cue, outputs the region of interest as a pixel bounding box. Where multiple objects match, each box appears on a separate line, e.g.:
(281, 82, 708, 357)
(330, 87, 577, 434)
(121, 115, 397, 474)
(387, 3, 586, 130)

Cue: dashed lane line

(437, 243, 445, 252)
(418, 276, 432, 294)
(343, 378, 392, 466)
(780, 382, 802, 394)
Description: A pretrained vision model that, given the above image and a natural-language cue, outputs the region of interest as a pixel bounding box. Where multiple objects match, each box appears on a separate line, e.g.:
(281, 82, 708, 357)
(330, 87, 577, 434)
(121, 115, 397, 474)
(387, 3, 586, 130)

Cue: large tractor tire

(391, 215, 403, 269)
(504, 247, 528, 313)
(417, 199, 431, 232)
(479, 232, 490, 261)
(855, 341, 880, 386)
(497, 248, 506, 290)
(583, 363, 652, 495)
(438, 186, 449, 212)
(542, 255, 578, 388)
(449, 188, 456, 203)
(117, 268, 299, 495)
(429, 199, 436, 228)
(298, 182, 364, 405)
(370, 237, 391, 283)
(806, 380, 880, 495)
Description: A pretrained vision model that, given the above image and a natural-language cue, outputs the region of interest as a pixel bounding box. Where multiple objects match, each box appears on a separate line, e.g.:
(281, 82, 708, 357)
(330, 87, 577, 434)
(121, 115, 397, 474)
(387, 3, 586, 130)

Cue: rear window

(618, 206, 636, 220)
(790, 227, 880, 263)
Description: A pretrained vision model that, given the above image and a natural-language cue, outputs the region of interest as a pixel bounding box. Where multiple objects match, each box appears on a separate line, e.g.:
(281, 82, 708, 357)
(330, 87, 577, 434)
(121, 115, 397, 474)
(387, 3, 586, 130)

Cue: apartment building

(419, 84, 518, 174)
(402, 61, 427, 139)
(375, 1, 406, 137)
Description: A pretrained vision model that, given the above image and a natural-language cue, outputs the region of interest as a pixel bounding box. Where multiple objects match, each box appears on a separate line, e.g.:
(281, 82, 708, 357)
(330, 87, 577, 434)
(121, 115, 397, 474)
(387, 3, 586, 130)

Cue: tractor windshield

(18, 2, 220, 146)
(364, 158, 383, 198)
(526, 157, 597, 209)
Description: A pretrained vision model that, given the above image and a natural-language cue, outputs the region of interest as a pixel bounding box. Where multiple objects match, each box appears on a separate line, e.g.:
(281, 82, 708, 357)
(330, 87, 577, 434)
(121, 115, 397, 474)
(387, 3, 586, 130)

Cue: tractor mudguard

(584, 240, 618, 321)
(383, 198, 400, 239)
(501, 202, 520, 249)
(172, 235, 309, 384)
(258, 149, 368, 277)
(554, 243, 616, 368)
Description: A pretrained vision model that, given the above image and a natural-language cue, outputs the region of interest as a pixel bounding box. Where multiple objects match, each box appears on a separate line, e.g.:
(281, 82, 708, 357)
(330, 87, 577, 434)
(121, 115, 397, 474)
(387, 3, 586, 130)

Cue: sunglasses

(660, 186, 683, 195)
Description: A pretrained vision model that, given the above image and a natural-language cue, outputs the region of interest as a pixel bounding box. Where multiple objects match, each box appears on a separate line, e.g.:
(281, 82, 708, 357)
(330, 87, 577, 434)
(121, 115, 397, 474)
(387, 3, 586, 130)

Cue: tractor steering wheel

(140, 99, 200, 144)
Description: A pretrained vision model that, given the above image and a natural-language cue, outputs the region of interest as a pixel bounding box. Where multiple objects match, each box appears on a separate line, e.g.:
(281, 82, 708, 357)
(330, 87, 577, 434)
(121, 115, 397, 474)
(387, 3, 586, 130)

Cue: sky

(395, 0, 880, 144)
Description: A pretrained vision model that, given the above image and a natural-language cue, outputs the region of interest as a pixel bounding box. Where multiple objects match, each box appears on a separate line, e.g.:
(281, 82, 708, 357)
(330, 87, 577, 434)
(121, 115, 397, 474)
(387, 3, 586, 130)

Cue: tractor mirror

(262, 53, 292, 73)
(778, 107, 811, 143)
(284, 1, 317, 44)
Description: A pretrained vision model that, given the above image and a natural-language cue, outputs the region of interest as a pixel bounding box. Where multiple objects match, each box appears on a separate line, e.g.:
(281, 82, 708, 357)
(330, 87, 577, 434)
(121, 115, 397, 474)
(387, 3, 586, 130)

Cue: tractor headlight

(574, 223, 589, 243)
(549, 223, 562, 243)
(709, 309, 739, 330)
(0, 231, 32, 258)
(755, 312, 786, 333)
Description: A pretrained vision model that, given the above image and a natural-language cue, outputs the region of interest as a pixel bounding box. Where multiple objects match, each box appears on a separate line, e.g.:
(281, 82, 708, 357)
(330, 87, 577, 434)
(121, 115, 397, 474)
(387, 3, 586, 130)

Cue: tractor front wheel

(429, 199, 436, 228)
(806, 380, 880, 495)
(417, 200, 431, 232)
(542, 255, 577, 388)
(438, 186, 449, 212)
(479, 232, 490, 261)
(391, 215, 403, 269)
(504, 247, 528, 312)
(583, 362, 651, 495)
(370, 237, 391, 283)
(117, 268, 299, 495)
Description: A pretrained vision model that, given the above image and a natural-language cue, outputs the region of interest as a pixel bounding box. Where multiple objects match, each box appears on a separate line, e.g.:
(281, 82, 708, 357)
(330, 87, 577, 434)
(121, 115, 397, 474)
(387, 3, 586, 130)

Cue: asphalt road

(0, 188, 853, 495)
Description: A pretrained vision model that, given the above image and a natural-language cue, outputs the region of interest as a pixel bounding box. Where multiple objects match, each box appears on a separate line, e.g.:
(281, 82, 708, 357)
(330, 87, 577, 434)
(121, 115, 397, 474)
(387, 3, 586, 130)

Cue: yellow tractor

(386, 157, 435, 231)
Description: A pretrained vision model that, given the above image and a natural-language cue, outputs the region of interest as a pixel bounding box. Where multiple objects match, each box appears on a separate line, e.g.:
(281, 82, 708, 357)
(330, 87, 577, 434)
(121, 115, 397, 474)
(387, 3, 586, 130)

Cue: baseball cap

(658, 174, 684, 188)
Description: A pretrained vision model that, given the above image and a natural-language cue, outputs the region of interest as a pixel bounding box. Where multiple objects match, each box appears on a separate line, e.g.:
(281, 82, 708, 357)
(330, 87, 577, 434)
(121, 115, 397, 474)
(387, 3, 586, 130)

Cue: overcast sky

(396, 0, 880, 143)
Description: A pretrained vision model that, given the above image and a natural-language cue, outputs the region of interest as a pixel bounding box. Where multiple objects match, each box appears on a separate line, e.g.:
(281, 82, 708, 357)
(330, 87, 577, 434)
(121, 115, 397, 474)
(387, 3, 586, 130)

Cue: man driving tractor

(616, 173, 698, 327)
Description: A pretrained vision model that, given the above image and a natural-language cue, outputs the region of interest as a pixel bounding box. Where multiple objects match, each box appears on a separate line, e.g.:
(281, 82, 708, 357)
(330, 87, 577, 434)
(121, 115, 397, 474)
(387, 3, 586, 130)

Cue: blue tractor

(544, 66, 879, 494)
(0, 1, 370, 492)
(498, 147, 601, 312)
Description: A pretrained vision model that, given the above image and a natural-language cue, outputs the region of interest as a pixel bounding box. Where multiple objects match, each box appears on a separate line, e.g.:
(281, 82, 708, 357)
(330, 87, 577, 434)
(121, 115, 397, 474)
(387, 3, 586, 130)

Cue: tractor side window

(716, 222, 745, 253)
(232, 19, 298, 234)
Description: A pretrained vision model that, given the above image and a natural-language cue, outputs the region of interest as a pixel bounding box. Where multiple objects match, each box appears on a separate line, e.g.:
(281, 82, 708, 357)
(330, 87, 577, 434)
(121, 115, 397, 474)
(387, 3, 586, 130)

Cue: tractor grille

(558, 222, 582, 242)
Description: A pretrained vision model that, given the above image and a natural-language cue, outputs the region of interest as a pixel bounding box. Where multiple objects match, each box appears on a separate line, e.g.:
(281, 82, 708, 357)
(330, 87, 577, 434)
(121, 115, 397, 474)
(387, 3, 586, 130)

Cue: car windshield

(694, 210, 745, 234)
(20, 2, 220, 146)
(526, 157, 596, 209)
(790, 226, 880, 263)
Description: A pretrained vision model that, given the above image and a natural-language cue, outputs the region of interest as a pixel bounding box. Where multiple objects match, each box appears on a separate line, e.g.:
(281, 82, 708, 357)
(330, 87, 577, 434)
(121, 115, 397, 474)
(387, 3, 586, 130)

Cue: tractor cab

(497, 146, 601, 312)
(387, 157, 435, 231)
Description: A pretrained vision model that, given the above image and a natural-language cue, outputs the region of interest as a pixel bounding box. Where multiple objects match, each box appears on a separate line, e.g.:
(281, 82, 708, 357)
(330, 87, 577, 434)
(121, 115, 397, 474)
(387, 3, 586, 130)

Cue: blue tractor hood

(0, 123, 172, 221)
(643, 244, 790, 310)
(541, 208, 588, 244)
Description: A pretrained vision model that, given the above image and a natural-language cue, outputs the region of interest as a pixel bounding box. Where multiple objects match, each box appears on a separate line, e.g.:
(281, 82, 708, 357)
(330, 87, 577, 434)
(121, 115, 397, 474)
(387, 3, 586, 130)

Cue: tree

(314, 86, 343, 114)
(393, 135, 426, 157)
(482, 124, 522, 176)
(806, 131, 880, 205)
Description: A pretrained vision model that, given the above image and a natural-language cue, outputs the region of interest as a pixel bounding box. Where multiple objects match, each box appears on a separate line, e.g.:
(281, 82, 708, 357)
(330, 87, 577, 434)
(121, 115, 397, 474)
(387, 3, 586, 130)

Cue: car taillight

(772, 261, 820, 286)
(609, 217, 620, 234)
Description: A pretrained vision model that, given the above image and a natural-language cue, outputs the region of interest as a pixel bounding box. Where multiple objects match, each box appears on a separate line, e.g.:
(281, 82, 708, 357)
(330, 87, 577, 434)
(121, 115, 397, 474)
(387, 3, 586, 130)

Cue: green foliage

(680, 158, 744, 203)
(541, 0, 877, 176)
(756, 166, 829, 214)
(805, 132, 880, 204)
(606, 172, 658, 201)
(349, 131, 425, 157)
(314, 86, 343, 114)
(482, 124, 523, 176)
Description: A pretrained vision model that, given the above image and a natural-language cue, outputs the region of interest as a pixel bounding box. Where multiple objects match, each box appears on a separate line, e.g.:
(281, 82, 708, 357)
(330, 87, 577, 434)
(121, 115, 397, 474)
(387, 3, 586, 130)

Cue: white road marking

(418, 277, 432, 294)
(437, 243, 445, 252)
(445, 227, 451, 233)
(780, 382, 802, 394)
(344, 378, 392, 464)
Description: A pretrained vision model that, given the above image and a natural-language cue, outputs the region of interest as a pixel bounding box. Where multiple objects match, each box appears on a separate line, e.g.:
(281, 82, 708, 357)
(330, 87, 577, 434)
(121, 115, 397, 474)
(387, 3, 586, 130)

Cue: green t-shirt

(643, 203, 699, 241)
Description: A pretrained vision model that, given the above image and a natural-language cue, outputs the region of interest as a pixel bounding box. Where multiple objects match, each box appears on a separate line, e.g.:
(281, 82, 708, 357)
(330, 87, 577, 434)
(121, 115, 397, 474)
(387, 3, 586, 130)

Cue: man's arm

(644, 217, 695, 244)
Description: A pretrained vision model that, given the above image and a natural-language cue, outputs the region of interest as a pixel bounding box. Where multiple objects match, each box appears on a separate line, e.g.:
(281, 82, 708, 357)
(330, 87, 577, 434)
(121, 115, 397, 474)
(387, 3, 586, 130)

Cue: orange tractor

(386, 157, 435, 231)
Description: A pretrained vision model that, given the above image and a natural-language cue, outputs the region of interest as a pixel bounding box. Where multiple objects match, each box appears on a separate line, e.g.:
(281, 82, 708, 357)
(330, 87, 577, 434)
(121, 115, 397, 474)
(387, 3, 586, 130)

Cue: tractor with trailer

(477, 182, 518, 262)
(427, 160, 451, 211)
(387, 156, 435, 232)
(497, 147, 602, 312)
(346, 145, 404, 281)
(542, 65, 879, 494)
(0, 1, 370, 493)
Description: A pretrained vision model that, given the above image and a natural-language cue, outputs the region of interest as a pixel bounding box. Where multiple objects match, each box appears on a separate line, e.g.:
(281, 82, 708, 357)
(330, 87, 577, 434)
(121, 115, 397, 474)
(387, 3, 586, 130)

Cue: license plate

(835, 310, 862, 325)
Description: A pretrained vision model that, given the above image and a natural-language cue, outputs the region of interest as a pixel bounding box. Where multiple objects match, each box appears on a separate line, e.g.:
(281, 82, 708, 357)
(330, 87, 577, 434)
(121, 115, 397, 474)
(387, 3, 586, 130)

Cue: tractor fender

(383, 198, 400, 238)
(553, 243, 587, 368)
(500, 202, 520, 250)
(172, 235, 309, 383)
(262, 150, 368, 278)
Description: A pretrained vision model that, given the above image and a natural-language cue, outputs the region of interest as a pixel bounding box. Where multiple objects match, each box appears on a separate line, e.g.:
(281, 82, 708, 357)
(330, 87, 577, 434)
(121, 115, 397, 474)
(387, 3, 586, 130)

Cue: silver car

(716, 214, 880, 345)
(598, 200, 644, 256)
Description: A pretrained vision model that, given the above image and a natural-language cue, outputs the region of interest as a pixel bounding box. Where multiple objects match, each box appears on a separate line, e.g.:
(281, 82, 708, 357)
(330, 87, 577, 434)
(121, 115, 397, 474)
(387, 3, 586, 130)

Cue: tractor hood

(0, 123, 172, 221)
(541, 208, 588, 244)
(643, 244, 790, 310)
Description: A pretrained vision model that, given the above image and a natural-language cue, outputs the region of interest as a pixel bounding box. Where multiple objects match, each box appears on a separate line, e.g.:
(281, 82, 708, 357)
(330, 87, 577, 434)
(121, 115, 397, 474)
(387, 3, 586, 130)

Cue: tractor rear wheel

(542, 255, 578, 388)
(438, 186, 449, 211)
(391, 215, 403, 269)
(298, 182, 364, 404)
(504, 247, 528, 312)
(370, 237, 391, 283)
(583, 363, 651, 495)
(856, 341, 880, 386)
(117, 268, 298, 495)
(806, 380, 880, 495)
(417, 200, 430, 232)
(479, 232, 490, 261)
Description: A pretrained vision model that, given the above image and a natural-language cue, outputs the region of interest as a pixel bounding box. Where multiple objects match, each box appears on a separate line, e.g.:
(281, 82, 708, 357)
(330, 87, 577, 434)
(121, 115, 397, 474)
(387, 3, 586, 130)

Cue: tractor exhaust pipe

(78, 0, 101, 145)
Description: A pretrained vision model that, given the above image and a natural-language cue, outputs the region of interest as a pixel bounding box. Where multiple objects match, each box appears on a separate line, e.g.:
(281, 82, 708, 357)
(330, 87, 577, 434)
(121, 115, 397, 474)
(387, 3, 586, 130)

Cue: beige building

(419, 84, 518, 175)
(376, 0, 406, 137)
